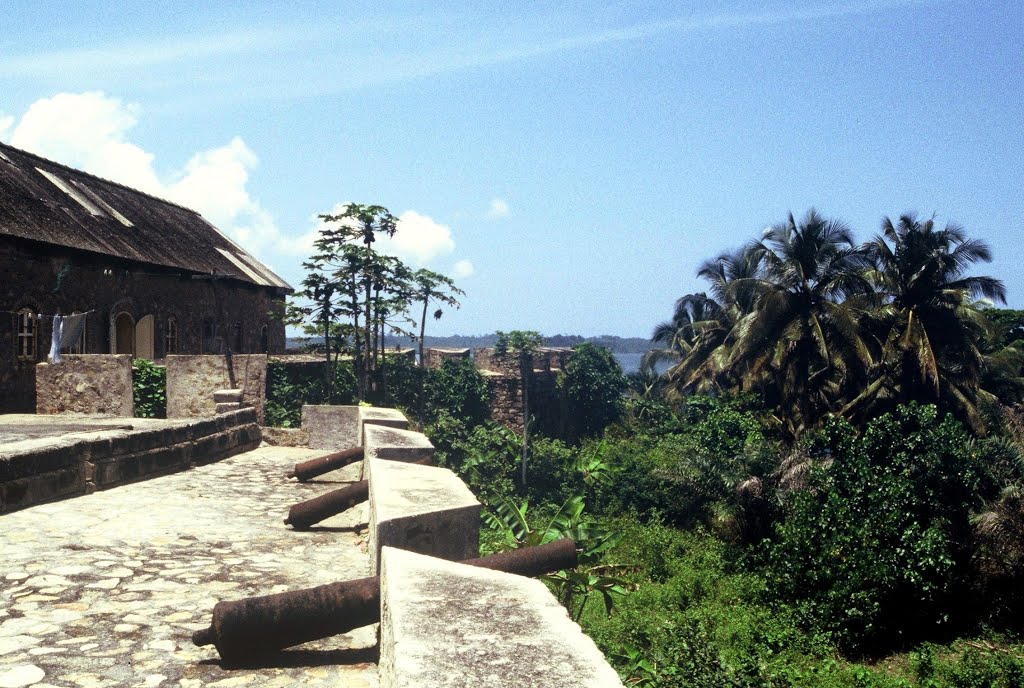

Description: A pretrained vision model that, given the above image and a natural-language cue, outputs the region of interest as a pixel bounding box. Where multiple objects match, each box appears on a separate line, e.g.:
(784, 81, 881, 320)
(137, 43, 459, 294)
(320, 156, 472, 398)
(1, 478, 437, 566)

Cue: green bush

(380, 354, 426, 415)
(596, 396, 776, 532)
(264, 359, 356, 427)
(766, 403, 987, 654)
(424, 358, 490, 427)
(133, 359, 166, 418)
(561, 343, 627, 441)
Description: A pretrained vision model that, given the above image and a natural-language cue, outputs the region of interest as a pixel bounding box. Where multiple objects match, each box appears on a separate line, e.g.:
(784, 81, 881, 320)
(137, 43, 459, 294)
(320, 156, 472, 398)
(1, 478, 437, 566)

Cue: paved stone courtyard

(0, 445, 377, 688)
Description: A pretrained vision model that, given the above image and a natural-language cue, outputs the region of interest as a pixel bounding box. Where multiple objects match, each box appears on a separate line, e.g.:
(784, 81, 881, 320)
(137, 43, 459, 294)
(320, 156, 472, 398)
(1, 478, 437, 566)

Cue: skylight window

(71, 180, 134, 227)
(235, 251, 290, 289)
(36, 168, 105, 217)
(215, 247, 269, 285)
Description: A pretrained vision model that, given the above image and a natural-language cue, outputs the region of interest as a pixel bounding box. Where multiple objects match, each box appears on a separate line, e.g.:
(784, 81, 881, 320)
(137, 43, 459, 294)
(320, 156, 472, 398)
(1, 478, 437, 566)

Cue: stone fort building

(0, 141, 291, 413)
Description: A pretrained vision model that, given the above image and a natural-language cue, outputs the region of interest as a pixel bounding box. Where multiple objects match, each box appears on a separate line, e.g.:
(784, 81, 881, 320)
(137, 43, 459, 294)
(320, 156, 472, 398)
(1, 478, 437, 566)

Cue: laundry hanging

(48, 315, 63, 363)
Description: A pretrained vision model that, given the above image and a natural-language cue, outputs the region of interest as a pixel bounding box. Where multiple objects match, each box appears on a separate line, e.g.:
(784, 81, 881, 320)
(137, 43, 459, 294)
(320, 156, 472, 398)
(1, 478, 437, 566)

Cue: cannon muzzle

(286, 447, 363, 481)
(192, 538, 578, 663)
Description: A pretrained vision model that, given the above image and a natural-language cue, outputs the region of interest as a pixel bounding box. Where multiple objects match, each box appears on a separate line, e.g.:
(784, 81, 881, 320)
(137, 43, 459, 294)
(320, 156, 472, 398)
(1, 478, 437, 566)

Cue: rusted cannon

(192, 538, 578, 664)
(286, 446, 363, 481)
(284, 480, 369, 530)
(285, 457, 436, 530)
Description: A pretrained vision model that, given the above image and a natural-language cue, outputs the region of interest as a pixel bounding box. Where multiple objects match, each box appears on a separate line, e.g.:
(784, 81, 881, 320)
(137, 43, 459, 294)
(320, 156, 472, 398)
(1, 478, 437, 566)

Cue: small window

(165, 317, 178, 355)
(16, 309, 38, 361)
(231, 322, 243, 353)
(260, 325, 269, 354)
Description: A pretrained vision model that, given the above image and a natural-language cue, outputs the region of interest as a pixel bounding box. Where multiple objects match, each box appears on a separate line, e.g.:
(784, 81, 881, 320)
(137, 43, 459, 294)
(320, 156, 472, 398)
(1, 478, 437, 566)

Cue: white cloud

(316, 204, 472, 278)
(485, 198, 509, 219)
(0, 113, 13, 141)
(452, 259, 474, 279)
(4, 91, 309, 262)
(375, 210, 456, 265)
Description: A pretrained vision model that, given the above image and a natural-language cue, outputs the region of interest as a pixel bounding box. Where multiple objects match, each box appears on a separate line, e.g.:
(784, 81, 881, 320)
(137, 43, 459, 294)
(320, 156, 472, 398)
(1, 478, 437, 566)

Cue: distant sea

(614, 352, 644, 374)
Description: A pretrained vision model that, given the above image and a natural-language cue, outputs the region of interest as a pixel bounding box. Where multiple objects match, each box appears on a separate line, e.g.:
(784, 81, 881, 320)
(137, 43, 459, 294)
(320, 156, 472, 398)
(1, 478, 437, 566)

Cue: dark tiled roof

(0, 141, 291, 292)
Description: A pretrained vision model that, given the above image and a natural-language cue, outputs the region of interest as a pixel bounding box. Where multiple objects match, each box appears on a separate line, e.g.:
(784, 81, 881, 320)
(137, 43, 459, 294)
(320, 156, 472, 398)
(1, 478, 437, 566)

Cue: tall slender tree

(412, 268, 465, 367)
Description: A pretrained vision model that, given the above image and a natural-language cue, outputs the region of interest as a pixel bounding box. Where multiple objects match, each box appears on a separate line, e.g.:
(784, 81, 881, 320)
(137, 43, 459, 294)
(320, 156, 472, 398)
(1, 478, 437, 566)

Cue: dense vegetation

(282, 208, 1024, 685)
(132, 358, 167, 418)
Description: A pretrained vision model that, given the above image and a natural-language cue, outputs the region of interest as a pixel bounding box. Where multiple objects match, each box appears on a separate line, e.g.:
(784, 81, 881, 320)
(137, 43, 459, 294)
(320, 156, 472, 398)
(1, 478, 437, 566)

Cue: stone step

(215, 402, 242, 414)
(213, 389, 243, 403)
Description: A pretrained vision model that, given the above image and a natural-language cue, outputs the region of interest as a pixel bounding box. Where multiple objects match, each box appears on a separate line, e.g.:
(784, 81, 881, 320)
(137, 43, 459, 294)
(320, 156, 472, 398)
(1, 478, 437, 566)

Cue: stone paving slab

(0, 445, 377, 688)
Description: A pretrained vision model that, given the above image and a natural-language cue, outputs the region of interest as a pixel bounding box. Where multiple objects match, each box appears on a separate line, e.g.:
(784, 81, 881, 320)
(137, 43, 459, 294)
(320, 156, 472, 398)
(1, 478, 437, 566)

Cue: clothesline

(1, 308, 97, 319)
(48, 312, 89, 364)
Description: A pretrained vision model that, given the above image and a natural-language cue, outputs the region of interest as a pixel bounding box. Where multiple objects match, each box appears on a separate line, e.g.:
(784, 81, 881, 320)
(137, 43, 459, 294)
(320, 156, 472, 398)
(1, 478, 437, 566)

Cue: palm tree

(729, 209, 872, 436)
(651, 245, 763, 399)
(844, 214, 1006, 431)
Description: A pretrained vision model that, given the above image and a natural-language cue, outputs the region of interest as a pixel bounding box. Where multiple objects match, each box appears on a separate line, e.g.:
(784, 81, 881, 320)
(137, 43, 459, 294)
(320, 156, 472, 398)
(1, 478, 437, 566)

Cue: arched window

(165, 317, 178, 355)
(16, 308, 38, 361)
(231, 322, 243, 353)
(260, 325, 269, 354)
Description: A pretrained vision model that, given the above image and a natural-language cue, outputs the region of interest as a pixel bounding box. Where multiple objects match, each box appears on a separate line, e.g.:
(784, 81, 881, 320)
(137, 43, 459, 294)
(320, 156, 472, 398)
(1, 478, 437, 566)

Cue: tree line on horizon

(642, 209, 1024, 439)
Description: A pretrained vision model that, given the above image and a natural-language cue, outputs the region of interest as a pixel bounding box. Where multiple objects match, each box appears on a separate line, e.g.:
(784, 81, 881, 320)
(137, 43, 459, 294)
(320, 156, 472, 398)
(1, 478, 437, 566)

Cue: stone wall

(380, 548, 625, 688)
(166, 354, 267, 425)
(0, 409, 260, 514)
(35, 354, 134, 416)
(481, 369, 566, 435)
(422, 347, 470, 369)
(0, 236, 287, 414)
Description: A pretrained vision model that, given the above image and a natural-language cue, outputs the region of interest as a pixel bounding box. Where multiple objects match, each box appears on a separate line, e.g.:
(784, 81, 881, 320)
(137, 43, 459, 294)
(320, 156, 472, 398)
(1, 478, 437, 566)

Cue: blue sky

(2, 1, 1022, 337)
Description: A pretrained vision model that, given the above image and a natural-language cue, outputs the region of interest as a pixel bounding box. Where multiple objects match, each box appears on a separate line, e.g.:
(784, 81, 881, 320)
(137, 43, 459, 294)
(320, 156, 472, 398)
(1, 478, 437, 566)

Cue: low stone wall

(260, 426, 310, 447)
(166, 354, 267, 425)
(379, 548, 624, 688)
(301, 405, 410, 451)
(35, 355, 134, 416)
(0, 409, 260, 514)
(366, 456, 480, 575)
(363, 425, 435, 463)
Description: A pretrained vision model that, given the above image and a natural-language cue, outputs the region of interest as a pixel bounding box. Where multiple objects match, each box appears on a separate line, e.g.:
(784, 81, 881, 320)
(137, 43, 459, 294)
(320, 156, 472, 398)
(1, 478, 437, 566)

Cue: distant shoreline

(287, 333, 653, 355)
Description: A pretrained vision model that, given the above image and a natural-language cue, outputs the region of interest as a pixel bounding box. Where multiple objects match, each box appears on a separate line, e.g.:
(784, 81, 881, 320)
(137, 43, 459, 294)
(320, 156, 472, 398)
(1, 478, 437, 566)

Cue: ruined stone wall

(165, 354, 267, 424)
(485, 373, 525, 432)
(0, 236, 287, 414)
(35, 354, 134, 416)
(422, 348, 470, 369)
(476, 347, 571, 435)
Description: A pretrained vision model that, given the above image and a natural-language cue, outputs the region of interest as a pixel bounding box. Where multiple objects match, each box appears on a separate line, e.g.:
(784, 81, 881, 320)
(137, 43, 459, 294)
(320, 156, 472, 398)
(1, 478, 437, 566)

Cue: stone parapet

(166, 354, 267, 425)
(361, 425, 435, 479)
(301, 405, 410, 451)
(0, 409, 260, 514)
(379, 547, 624, 687)
(302, 405, 361, 450)
(35, 354, 134, 416)
(366, 457, 480, 575)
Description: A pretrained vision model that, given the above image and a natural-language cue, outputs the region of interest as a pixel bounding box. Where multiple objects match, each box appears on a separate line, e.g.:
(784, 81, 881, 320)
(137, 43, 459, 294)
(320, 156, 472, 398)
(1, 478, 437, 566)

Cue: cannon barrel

(192, 538, 578, 663)
(284, 480, 369, 530)
(285, 457, 435, 530)
(286, 447, 363, 481)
